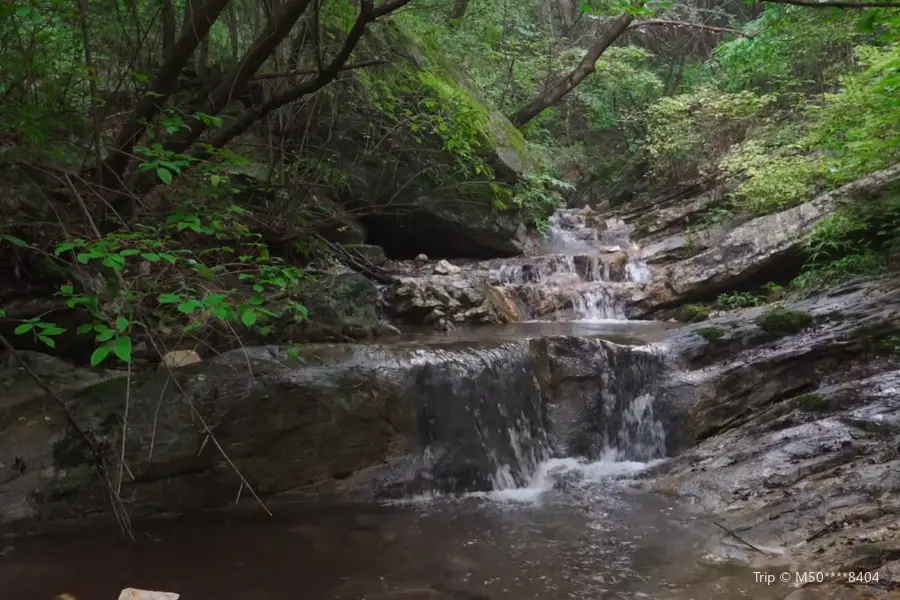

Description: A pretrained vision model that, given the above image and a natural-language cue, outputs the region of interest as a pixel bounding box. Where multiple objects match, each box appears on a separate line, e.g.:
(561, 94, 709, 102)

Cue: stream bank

(2, 188, 900, 599)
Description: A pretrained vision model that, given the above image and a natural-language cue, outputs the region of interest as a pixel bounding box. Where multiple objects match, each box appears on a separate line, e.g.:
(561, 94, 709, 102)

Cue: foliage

(676, 303, 711, 323)
(716, 291, 766, 310)
(640, 87, 774, 185)
(795, 393, 829, 412)
(695, 327, 725, 342)
(756, 308, 814, 336)
(2, 189, 310, 366)
(792, 189, 900, 293)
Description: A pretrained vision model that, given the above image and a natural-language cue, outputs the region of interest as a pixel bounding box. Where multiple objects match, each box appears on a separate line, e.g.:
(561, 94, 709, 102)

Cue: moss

(677, 304, 711, 323)
(695, 327, 726, 342)
(756, 308, 814, 336)
(795, 393, 830, 412)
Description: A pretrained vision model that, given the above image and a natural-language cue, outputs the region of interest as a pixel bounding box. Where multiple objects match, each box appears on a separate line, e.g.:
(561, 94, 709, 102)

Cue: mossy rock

(795, 393, 830, 412)
(298, 21, 534, 257)
(695, 327, 725, 342)
(677, 304, 711, 323)
(756, 308, 813, 336)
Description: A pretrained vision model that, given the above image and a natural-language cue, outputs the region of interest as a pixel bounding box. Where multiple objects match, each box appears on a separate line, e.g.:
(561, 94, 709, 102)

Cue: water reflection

(0, 483, 792, 600)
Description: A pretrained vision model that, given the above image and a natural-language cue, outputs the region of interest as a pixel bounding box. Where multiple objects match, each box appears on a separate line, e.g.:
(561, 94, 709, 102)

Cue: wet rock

(0, 339, 549, 527)
(385, 276, 520, 327)
(627, 163, 900, 316)
(647, 366, 900, 574)
(351, 244, 388, 266)
(415, 254, 429, 263)
(433, 259, 462, 276)
(117, 590, 179, 600)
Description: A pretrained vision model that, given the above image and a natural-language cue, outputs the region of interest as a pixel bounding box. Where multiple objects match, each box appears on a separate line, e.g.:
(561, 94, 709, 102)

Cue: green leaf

(0, 308, 6, 319)
(0, 234, 30, 248)
(77, 323, 94, 335)
(53, 242, 75, 256)
(38, 325, 66, 335)
(142, 252, 161, 262)
(38, 335, 56, 348)
(178, 299, 201, 314)
(115, 316, 129, 332)
(59, 284, 74, 295)
(113, 336, 133, 363)
(241, 310, 258, 327)
(96, 327, 116, 342)
(157, 167, 173, 185)
(14, 323, 33, 335)
(90, 345, 112, 367)
(158, 293, 182, 304)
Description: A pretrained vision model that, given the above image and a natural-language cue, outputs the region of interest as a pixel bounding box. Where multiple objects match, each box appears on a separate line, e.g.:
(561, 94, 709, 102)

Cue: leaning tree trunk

(508, 2, 644, 129)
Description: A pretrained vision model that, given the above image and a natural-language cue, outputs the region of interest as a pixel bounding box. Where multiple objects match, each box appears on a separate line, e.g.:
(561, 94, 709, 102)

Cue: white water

(490, 207, 653, 321)
(478, 208, 668, 504)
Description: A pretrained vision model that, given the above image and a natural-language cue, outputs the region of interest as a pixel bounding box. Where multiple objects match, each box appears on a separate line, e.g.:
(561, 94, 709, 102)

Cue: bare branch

(509, 2, 645, 128)
(102, 0, 231, 183)
(761, 0, 900, 7)
(204, 0, 412, 150)
(627, 20, 752, 38)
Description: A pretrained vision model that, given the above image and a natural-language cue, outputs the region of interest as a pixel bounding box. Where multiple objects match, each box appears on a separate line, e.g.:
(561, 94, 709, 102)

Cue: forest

(0, 0, 899, 364)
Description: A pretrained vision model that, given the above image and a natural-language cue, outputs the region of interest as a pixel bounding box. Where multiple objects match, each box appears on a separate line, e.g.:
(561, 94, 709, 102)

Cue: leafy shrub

(716, 291, 766, 310)
(641, 88, 774, 185)
(696, 327, 726, 342)
(756, 308, 814, 336)
(795, 393, 830, 412)
(676, 304, 711, 323)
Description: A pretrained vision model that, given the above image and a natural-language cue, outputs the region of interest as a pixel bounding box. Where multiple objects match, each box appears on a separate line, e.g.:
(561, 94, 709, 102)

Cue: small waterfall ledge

(0, 206, 678, 526)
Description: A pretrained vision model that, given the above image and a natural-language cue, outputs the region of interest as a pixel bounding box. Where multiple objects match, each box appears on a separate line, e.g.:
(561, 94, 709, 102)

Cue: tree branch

(627, 20, 752, 38)
(102, 0, 231, 184)
(203, 0, 411, 151)
(509, 1, 645, 129)
(761, 0, 900, 7)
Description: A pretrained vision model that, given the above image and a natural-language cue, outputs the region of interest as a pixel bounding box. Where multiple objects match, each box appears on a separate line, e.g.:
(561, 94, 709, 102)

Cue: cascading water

(469, 206, 672, 502)
(488, 207, 654, 321)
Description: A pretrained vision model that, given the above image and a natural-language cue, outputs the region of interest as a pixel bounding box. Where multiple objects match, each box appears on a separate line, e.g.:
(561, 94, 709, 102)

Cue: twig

(761, 0, 900, 7)
(117, 359, 132, 493)
(144, 334, 273, 516)
(712, 521, 773, 556)
(0, 333, 134, 538)
(627, 20, 752, 38)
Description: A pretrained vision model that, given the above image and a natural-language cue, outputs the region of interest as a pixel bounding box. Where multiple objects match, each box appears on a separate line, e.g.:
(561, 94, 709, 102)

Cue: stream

(0, 209, 798, 600)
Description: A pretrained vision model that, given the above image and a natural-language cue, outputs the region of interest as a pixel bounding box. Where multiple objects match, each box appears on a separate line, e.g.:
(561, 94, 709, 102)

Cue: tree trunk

(160, 0, 317, 156)
(448, 0, 469, 21)
(103, 0, 231, 183)
(161, 0, 176, 53)
(508, 2, 643, 129)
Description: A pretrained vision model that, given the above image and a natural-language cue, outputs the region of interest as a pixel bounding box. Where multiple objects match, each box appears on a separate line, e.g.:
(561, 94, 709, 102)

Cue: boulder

(637, 278, 900, 592)
(384, 275, 520, 329)
(290, 270, 380, 342)
(628, 164, 900, 317)
(0, 340, 550, 528)
(297, 23, 534, 259)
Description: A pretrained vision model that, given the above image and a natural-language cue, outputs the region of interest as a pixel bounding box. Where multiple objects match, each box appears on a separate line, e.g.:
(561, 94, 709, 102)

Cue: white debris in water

(117, 590, 180, 600)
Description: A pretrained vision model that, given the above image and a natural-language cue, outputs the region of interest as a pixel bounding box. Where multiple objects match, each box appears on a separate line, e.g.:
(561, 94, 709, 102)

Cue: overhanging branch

(761, 0, 900, 7)
(627, 19, 752, 38)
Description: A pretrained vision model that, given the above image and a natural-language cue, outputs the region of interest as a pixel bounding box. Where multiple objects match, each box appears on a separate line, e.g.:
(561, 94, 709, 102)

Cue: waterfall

(487, 207, 652, 322)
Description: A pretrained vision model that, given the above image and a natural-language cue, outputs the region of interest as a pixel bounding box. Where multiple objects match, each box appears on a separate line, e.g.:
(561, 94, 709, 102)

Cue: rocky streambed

(2, 186, 900, 600)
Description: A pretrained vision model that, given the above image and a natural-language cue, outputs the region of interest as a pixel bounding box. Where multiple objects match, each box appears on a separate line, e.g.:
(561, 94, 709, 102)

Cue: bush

(696, 327, 726, 342)
(676, 304, 711, 323)
(756, 309, 814, 336)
